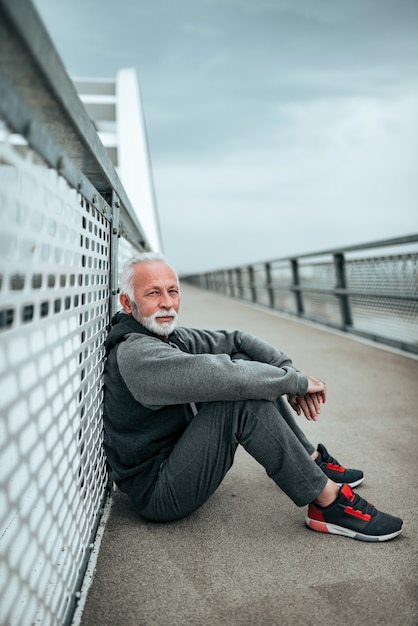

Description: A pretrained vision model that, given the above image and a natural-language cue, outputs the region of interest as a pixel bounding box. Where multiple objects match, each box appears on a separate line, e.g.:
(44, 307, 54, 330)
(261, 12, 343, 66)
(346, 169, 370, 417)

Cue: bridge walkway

(76, 284, 418, 626)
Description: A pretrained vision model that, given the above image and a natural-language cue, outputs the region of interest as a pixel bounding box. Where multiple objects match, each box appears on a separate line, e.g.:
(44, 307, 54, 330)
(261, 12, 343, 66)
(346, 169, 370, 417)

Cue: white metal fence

(0, 127, 141, 626)
(0, 1, 148, 623)
(0, 126, 111, 626)
(0, 126, 141, 626)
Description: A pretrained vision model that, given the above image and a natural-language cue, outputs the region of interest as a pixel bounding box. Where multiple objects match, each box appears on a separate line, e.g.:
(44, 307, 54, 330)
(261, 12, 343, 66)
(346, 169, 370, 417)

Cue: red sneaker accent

(308, 519, 329, 533)
(344, 506, 371, 521)
(340, 483, 355, 501)
(307, 504, 325, 522)
(326, 462, 344, 472)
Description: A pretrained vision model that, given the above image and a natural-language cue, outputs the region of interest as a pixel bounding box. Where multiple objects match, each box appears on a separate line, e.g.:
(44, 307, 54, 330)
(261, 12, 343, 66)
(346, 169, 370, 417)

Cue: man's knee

(196, 398, 276, 420)
(239, 398, 280, 414)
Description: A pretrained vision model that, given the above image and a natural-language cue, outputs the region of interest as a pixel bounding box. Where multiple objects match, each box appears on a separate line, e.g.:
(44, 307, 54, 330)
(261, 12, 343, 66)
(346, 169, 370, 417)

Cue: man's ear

(119, 293, 133, 314)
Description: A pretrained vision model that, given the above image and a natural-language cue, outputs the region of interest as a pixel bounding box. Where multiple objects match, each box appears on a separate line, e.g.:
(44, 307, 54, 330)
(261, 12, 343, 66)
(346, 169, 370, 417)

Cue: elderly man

(103, 253, 403, 542)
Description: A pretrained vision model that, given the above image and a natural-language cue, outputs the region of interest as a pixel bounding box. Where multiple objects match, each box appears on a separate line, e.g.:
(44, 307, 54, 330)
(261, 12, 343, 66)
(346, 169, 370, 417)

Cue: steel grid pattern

(346, 255, 418, 344)
(298, 259, 336, 288)
(301, 292, 341, 323)
(0, 132, 111, 625)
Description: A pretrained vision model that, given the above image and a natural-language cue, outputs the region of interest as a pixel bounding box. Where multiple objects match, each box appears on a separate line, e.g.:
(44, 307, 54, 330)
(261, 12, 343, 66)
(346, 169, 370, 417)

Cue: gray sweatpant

(134, 397, 328, 522)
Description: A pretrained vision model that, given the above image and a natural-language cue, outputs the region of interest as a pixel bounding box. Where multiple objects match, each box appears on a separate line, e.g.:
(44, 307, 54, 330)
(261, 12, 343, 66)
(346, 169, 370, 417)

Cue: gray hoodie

(103, 311, 308, 507)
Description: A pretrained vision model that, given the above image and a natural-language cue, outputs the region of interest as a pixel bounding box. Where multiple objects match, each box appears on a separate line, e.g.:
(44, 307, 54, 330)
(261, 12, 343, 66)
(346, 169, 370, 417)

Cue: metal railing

(182, 235, 418, 355)
(0, 1, 149, 625)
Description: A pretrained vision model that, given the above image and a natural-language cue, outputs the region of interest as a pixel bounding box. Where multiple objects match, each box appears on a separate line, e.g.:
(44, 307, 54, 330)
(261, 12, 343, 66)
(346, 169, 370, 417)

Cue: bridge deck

(76, 284, 418, 626)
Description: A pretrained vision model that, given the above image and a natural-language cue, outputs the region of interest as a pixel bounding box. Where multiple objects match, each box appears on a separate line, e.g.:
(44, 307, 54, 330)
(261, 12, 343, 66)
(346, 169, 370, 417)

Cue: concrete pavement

(76, 284, 418, 626)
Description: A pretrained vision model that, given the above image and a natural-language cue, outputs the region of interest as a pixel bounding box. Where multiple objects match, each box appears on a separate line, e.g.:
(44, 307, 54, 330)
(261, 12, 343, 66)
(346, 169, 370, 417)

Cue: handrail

(288, 234, 418, 261)
(182, 235, 418, 355)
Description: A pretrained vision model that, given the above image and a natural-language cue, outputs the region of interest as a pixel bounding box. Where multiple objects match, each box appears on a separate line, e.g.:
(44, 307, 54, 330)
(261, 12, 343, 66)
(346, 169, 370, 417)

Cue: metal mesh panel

(347, 255, 418, 345)
(350, 296, 417, 344)
(110, 233, 145, 314)
(346, 254, 417, 294)
(297, 259, 340, 323)
(0, 128, 110, 625)
(269, 262, 297, 313)
(237, 267, 253, 302)
(298, 258, 336, 288)
(251, 265, 268, 306)
(211, 271, 228, 296)
(272, 291, 297, 312)
(254, 290, 270, 307)
(301, 292, 341, 323)
(214, 271, 236, 299)
(225, 270, 240, 298)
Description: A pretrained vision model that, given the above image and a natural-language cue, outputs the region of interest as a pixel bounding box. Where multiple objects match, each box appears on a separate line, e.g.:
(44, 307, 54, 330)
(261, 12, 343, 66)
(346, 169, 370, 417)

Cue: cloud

(32, 0, 418, 272)
(156, 91, 418, 271)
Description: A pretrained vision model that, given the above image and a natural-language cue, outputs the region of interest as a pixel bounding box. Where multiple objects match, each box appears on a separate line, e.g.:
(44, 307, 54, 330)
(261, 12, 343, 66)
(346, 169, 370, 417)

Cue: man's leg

(134, 399, 327, 522)
(275, 396, 315, 455)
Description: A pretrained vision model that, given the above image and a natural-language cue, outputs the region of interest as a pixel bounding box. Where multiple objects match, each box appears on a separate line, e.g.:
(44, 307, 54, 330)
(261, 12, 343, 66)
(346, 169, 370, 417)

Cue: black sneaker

(306, 483, 403, 542)
(315, 443, 364, 488)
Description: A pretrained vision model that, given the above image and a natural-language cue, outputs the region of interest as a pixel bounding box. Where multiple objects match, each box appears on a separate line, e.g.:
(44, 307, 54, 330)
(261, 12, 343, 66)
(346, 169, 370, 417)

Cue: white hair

(119, 252, 174, 300)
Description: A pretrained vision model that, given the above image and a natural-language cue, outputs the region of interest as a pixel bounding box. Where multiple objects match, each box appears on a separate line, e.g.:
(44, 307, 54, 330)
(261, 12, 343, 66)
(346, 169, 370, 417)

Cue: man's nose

(159, 290, 174, 308)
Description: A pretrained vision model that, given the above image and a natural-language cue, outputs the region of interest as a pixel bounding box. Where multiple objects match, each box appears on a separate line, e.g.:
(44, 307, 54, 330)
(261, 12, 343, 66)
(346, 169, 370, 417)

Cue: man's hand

(288, 375, 326, 421)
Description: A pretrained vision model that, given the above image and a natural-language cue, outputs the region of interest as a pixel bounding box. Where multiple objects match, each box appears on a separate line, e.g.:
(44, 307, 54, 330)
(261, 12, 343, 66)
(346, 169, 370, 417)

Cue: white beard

(131, 302, 178, 337)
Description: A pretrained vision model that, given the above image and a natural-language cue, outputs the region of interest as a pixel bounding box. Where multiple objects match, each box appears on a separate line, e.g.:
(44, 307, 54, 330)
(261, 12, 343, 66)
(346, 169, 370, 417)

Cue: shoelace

(341, 485, 375, 517)
(321, 450, 344, 470)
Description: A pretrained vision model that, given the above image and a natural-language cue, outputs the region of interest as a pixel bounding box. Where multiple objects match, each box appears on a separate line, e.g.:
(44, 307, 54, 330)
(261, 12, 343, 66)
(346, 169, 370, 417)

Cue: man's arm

(117, 332, 309, 409)
(177, 326, 327, 420)
(179, 327, 296, 370)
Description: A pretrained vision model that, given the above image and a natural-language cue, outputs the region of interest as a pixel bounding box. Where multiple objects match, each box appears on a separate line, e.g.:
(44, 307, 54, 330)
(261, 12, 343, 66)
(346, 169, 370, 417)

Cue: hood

(105, 311, 158, 355)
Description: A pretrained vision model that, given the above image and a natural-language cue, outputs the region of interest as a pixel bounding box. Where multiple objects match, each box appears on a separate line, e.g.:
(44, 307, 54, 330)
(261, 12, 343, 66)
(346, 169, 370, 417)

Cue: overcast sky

(33, 0, 418, 273)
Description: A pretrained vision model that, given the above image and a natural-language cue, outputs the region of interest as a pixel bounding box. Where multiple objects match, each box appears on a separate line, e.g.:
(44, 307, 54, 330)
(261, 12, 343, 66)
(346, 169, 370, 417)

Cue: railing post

(291, 259, 304, 315)
(109, 191, 121, 318)
(236, 268, 243, 299)
(265, 262, 275, 309)
(334, 253, 352, 329)
(218, 272, 223, 293)
(228, 269, 235, 297)
(248, 265, 257, 303)
(218, 272, 224, 293)
(222, 270, 228, 295)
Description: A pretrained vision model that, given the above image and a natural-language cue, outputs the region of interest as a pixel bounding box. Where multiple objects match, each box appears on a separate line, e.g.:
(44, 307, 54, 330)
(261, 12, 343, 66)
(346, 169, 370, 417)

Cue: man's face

(120, 261, 180, 336)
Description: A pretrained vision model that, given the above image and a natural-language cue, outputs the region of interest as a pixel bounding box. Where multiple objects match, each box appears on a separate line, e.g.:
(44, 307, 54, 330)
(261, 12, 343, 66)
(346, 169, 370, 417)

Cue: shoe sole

(306, 517, 402, 542)
(341, 476, 364, 489)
